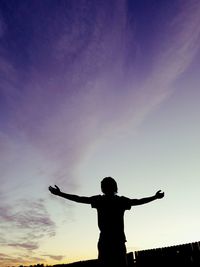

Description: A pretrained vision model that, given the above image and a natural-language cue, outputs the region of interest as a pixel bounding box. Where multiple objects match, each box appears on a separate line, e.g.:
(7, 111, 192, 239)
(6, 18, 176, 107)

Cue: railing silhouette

(134, 241, 200, 266)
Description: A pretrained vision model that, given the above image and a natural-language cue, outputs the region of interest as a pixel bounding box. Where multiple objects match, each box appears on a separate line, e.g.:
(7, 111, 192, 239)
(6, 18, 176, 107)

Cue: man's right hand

(49, 185, 61, 195)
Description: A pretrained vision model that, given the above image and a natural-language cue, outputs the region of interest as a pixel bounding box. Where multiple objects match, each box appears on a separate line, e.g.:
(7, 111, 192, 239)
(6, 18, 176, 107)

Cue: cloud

(110, 0, 200, 133)
(0, 253, 9, 260)
(0, 252, 45, 267)
(1, 1, 200, 182)
(8, 242, 39, 250)
(14, 199, 55, 231)
(0, 205, 12, 222)
(0, 0, 130, 192)
(0, 199, 55, 252)
(43, 254, 64, 261)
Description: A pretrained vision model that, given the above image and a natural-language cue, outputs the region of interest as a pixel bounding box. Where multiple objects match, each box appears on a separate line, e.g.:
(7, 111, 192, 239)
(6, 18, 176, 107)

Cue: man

(49, 177, 164, 267)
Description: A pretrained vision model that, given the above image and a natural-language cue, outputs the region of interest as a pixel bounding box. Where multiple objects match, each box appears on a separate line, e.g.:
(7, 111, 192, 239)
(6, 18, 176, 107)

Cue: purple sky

(1, 0, 200, 266)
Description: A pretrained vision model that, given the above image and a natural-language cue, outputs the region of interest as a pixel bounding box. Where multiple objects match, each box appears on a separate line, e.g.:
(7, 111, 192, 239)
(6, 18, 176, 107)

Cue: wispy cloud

(0, 252, 45, 267)
(0, 253, 9, 260)
(8, 242, 39, 250)
(0, 197, 56, 265)
(43, 254, 64, 261)
(0, 0, 130, 192)
(112, 0, 200, 133)
(0, 199, 55, 253)
(1, 1, 200, 184)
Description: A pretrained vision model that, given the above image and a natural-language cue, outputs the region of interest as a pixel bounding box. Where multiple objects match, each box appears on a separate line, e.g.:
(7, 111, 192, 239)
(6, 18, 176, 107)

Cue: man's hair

(101, 177, 118, 194)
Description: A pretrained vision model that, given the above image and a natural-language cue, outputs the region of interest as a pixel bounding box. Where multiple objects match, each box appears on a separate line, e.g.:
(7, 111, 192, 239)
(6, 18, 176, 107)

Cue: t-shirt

(90, 194, 132, 242)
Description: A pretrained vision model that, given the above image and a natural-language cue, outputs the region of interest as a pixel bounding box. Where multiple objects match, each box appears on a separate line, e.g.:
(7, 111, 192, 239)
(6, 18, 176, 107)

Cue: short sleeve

(90, 195, 101, 208)
(120, 196, 132, 210)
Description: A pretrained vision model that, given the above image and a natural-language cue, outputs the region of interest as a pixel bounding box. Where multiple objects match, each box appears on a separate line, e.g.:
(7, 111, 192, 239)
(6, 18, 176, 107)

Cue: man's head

(101, 177, 118, 195)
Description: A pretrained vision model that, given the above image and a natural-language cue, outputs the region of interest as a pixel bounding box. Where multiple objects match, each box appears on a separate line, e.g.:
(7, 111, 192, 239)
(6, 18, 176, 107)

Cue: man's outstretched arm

(130, 190, 164, 206)
(49, 185, 92, 204)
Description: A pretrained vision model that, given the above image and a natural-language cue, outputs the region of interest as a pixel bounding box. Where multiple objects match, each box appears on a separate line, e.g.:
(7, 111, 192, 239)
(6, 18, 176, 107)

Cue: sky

(0, 0, 200, 266)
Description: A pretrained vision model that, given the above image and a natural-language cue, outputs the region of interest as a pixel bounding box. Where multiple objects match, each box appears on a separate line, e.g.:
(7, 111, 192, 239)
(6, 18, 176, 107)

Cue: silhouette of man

(49, 177, 164, 267)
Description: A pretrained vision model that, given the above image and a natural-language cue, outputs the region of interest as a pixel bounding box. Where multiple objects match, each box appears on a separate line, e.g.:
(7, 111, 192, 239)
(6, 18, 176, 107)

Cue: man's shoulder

(118, 195, 132, 209)
(119, 195, 131, 201)
(90, 195, 102, 208)
(91, 194, 102, 200)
